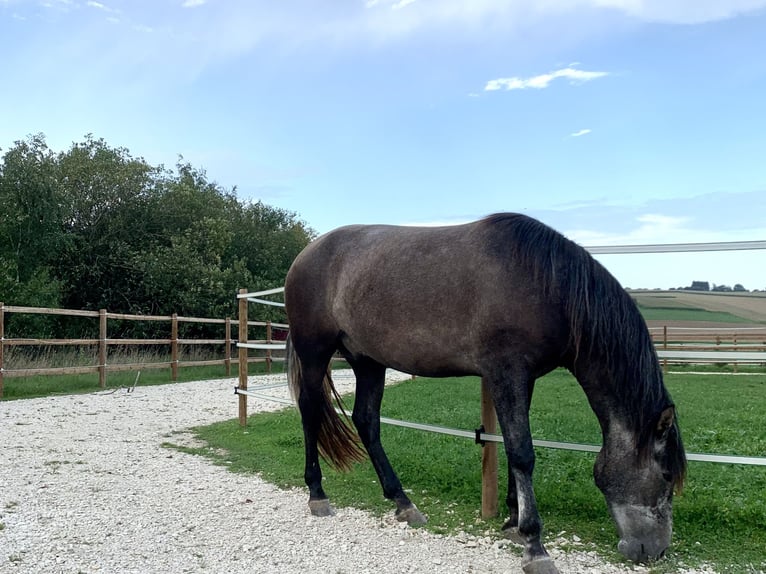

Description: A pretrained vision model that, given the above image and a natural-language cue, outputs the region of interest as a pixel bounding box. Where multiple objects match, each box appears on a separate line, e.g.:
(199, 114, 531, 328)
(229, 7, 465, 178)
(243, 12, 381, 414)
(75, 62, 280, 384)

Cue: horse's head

(593, 406, 686, 563)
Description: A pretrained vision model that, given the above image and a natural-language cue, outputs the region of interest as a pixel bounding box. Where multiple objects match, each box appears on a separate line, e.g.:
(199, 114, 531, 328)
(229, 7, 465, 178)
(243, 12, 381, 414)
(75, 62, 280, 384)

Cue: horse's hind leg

(295, 353, 335, 517)
(349, 357, 427, 526)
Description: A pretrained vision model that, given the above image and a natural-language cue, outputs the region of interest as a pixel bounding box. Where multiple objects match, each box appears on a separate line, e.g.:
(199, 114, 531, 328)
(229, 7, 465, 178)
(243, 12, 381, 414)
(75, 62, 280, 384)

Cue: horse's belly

(338, 321, 481, 377)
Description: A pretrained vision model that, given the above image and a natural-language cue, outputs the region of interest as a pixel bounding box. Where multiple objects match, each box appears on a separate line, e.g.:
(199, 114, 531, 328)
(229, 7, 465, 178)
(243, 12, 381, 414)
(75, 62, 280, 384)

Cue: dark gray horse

(284, 213, 686, 574)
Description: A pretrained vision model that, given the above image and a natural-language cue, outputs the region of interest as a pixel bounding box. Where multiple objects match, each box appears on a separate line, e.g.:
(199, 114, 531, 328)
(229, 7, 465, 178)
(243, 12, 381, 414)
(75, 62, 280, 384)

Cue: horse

(284, 213, 686, 574)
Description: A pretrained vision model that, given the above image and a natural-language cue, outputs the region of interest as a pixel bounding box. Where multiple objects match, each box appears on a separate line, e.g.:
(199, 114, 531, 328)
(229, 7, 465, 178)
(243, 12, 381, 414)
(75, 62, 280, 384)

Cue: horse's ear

(655, 406, 675, 439)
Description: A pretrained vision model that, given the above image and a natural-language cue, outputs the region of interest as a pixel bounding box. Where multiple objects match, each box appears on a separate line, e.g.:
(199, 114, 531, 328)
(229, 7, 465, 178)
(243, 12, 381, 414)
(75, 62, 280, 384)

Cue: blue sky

(1, 0, 765, 290)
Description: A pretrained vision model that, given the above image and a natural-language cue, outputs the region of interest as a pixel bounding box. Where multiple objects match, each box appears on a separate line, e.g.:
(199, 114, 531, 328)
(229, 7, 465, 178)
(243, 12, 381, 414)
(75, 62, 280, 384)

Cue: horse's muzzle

(618, 537, 667, 563)
(609, 503, 672, 564)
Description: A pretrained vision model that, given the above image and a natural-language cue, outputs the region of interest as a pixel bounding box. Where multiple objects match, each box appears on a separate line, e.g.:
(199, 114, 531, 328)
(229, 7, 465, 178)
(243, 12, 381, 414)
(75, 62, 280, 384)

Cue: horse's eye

(662, 472, 672, 483)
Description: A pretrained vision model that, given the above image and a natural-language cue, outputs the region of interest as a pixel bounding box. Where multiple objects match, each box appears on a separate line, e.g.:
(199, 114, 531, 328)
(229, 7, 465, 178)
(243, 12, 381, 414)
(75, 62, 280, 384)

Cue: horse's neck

(571, 359, 629, 440)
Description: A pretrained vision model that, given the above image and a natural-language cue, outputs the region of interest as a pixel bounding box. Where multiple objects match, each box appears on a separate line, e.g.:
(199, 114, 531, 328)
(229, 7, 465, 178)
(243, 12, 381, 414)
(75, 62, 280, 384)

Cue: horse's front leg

(486, 374, 560, 574)
(502, 477, 524, 544)
(350, 359, 427, 526)
(501, 377, 536, 545)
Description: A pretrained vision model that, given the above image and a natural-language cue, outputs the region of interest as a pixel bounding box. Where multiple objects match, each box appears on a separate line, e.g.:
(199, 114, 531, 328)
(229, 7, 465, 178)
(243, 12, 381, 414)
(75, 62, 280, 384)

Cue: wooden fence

(0, 302, 284, 399)
(650, 326, 766, 371)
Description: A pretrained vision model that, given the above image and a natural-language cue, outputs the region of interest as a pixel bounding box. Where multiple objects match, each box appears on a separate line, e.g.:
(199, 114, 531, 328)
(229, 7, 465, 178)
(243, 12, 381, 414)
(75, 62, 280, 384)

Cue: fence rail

(0, 302, 283, 399)
(649, 325, 766, 369)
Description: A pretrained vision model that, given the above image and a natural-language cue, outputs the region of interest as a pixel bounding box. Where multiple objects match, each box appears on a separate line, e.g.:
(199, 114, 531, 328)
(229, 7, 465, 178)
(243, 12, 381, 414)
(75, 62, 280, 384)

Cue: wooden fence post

(98, 309, 107, 389)
(662, 325, 668, 374)
(480, 378, 498, 519)
(0, 302, 5, 399)
(238, 288, 249, 426)
(171, 313, 179, 381)
(266, 320, 272, 373)
(224, 317, 232, 377)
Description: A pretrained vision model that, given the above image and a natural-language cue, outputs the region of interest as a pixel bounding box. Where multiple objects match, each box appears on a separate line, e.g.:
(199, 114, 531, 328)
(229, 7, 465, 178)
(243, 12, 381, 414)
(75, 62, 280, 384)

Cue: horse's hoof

(308, 499, 334, 517)
(501, 524, 525, 546)
(522, 557, 560, 574)
(395, 504, 427, 526)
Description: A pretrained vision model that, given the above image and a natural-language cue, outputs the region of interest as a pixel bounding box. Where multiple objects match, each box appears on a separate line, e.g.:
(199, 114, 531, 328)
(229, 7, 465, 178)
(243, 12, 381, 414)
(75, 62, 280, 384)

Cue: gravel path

(1, 372, 702, 574)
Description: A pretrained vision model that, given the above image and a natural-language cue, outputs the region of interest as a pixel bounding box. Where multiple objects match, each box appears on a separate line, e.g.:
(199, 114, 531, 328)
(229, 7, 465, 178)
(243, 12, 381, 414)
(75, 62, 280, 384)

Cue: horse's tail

(286, 334, 366, 471)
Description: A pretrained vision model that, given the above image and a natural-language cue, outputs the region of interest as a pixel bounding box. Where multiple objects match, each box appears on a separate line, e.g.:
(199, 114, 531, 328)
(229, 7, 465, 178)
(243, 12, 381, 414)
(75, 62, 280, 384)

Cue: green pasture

(183, 370, 766, 573)
(636, 305, 754, 324)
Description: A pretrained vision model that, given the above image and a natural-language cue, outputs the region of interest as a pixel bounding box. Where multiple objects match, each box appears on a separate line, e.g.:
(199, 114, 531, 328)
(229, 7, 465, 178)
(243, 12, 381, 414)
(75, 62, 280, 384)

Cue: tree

(0, 135, 68, 336)
(55, 135, 163, 313)
(228, 199, 315, 288)
(1, 133, 314, 337)
(0, 134, 64, 297)
(687, 281, 710, 291)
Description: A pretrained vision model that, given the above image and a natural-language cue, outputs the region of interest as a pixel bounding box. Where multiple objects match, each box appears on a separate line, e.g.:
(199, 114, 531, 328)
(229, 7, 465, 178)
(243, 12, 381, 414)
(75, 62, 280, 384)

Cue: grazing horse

(284, 213, 686, 574)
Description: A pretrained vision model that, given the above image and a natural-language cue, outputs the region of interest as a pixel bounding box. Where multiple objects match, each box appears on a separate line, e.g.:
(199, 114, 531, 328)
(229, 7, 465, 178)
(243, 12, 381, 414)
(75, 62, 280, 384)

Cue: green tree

(0, 135, 65, 337)
(1, 133, 313, 338)
(228, 200, 315, 288)
(0, 134, 64, 300)
(55, 135, 162, 313)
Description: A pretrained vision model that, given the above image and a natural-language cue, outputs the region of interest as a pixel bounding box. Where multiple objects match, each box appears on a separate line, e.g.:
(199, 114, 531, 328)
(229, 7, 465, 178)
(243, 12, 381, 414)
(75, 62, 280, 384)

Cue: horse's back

(284, 218, 570, 376)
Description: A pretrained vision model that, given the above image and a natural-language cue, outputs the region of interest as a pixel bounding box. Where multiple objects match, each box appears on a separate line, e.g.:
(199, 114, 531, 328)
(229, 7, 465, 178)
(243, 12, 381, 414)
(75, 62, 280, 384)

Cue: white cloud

(485, 67, 608, 91)
(366, 0, 418, 9)
(592, 0, 766, 25)
(182, 0, 206, 7)
(85, 1, 120, 15)
(358, 0, 766, 44)
(40, 0, 75, 10)
(392, 0, 417, 9)
(570, 128, 592, 137)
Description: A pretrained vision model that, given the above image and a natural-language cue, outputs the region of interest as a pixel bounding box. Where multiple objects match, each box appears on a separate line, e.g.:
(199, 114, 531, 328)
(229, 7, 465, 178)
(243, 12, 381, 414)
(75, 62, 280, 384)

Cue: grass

(183, 370, 766, 573)
(636, 305, 755, 323)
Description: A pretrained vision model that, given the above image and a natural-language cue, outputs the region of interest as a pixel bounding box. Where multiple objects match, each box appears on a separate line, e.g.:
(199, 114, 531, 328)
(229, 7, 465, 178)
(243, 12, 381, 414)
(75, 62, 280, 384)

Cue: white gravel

(1, 371, 710, 574)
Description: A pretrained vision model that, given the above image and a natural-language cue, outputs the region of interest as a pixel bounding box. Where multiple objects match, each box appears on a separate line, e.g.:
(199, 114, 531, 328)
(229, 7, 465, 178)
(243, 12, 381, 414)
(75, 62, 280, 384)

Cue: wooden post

(480, 377, 499, 519)
(0, 302, 5, 399)
(266, 320, 273, 374)
(171, 313, 179, 381)
(238, 288, 249, 426)
(98, 309, 107, 389)
(224, 317, 232, 377)
(662, 325, 668, 374)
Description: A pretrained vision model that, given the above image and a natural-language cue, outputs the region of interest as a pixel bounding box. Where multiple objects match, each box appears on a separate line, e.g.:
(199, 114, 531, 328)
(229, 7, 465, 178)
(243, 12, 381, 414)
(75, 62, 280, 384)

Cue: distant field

(630, 290, 766, 324)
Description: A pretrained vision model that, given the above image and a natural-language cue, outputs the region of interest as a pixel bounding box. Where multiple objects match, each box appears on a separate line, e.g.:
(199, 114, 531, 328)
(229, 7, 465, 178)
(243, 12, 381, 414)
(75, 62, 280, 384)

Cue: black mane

(482, 213, 686, 487)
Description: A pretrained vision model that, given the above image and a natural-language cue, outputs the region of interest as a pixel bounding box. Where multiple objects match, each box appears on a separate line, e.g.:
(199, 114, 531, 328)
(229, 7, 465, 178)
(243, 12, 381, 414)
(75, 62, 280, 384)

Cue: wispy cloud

(40, 0, 75, 11)
(366, 0, 417, 9)
(485, 66, 608, 92)
(570, 128, 592, 138)
(182, 0, 206, 7)
(599, 0, 766, 25)
(85, 1, 120, 15)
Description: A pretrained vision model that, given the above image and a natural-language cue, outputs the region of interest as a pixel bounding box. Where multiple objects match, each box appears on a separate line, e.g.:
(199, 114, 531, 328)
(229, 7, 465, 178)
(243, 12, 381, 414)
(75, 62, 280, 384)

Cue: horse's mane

(482, 213, 686, 489)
